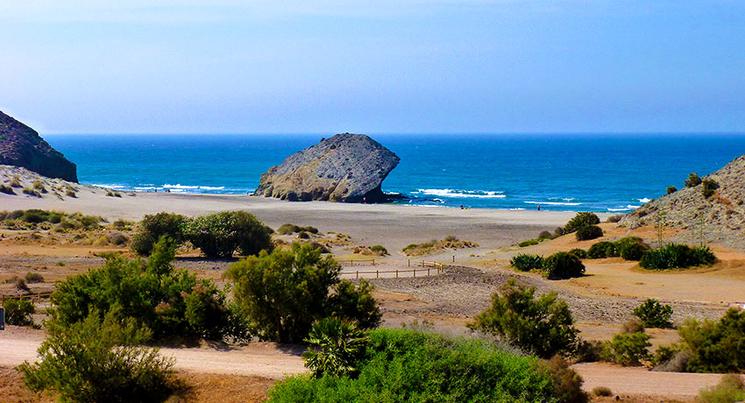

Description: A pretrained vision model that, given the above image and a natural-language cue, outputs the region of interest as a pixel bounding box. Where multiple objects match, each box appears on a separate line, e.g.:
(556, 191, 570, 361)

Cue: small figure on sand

(537, 204, 541, 211)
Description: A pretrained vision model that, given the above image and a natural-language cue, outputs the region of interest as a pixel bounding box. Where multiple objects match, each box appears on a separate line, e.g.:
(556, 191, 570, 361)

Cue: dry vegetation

(402, 235, 478, 256)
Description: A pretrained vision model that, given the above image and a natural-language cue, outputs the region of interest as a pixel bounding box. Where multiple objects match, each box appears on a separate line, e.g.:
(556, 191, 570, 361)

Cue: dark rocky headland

(254, 133, 400, 203)
(0, 111, 77, 182)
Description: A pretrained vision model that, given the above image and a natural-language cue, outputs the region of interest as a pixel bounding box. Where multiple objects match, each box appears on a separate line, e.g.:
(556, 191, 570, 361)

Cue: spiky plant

(302, 318, 368, 378)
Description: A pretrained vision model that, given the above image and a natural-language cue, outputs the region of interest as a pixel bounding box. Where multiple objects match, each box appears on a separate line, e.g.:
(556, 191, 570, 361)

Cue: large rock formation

(620, 155, 745, 250)
(0, 111, 77, 182)
(255, 133, 400, 203)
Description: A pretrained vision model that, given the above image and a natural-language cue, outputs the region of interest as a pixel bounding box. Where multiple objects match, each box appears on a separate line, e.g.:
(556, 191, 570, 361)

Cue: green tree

(227, 243, 380, 343)
(131, 212, 187, 256)
(184, 211, 273, 258)
(2, 297, 35, 326)
(633, 299, 674, 329)
(678, 309, 745, 373)
(469, 279, 578, 358)
(564, 212, 600, 233)
(602, 331, 651, 366)
(542, 252, 585, 279)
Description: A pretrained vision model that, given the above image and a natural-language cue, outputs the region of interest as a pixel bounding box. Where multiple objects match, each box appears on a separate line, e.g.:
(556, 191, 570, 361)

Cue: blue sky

(2, 1, 745, 134)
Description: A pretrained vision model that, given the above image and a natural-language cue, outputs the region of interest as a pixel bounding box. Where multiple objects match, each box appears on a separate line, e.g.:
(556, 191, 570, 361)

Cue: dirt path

(0, 332, 305, 380)
(573, 362, 734, 399)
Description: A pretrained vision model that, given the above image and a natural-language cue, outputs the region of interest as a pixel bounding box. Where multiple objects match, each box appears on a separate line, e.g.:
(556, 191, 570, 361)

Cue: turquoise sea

(46, 134, 745, 212)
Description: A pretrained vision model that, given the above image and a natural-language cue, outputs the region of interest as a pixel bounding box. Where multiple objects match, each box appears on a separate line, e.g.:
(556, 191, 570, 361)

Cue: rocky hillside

(0, 111, 77, 182)
(620, 155, 745, 250)
(255, 133, 400, 203)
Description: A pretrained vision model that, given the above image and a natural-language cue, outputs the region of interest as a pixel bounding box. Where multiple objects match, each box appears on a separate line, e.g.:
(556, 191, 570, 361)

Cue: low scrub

(564, 212, 600, 233)
(569, 248, 587, 259)
(24, 272, 44, 283)
(698, 374, 745, 403)
(269, 328, 586, 402)
(677, 308, 745, 373)
(510, 253, 543, 271)
(469, 279, 579, 358)
(302, 318, 368, 378)
(601, 331, 651, 366)
(575, 225, 603, 241)
(633, 299, 674, 329)
(402, 236, 478, 256)
(542, 252, 585, 279)
(2, 297, 35, 326)
(615, 237, 650, 261)
(277, 223, 319, 235)
(185, 211, 273, 258)
(19, 311, 178, 403)
(130, 212, 187, 256)
(640, 243, 716, 270)
(587, 241, 618, 259)
(0, 209, 103, 231)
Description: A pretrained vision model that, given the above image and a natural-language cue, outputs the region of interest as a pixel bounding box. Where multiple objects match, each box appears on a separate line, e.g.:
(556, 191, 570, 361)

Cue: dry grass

(403, 236, 478, 256)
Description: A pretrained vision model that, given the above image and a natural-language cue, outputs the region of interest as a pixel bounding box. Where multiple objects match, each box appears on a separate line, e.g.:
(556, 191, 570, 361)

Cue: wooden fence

(341, 262, 446, 280)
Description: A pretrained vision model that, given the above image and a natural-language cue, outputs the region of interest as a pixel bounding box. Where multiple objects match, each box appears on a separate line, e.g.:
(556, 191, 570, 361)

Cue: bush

(518, 238, 541, 247)
(49, 238, 245, 342)
(601, 331, 651, 366)
(592, 386, 613, 397)
(667, 185, 677, 194)
(131, 212, 187, 256)
(574, 339, 604, 363)
(587, 241, 618, 259)
(22, 187, 41, 197)
(575, 225, 603, 241)
(542, 252, 585, 279)
(640, 243, 717, 270)
(677, 308, 745, 373)
(2, 297, 35, 326)
(227, 244, 381, 343)
(702, 178, 719, 198)
(24, 272, 44, 283)
(633, 299, 674, 328)
(277, 224, 319, 235)
(606, 214, 624, 223)
(568, 248, 587, 259)
(698, 374, 745, 403)
(543, 355, 588, 403)
(510, 253, 543, 271)
(107, 232, 129, 246)
(615, 236, 650, 261)
(469, 279, 578, 358)
(622, 318, 645, 334)
(19, 311, 177, 403)
(564, 212, 600, 233)
(269, 328, 584, 402)
(538, 230, 554, 240)
(185, 211, 273, 258)
(0, 184, 14, 195)
(368, 245, 388, 256)
(303, 318, 369, 378)
(685, 172, 702, 188)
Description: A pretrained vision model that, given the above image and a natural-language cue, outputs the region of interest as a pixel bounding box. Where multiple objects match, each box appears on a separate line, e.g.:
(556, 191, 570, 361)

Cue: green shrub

(510, 253, 544, 271)
(227, 244, 380, 343)
(677, 308, 745, 373)
(2, 297, 35, 326)
(543, 355, 587, 403)
(19, 310, 177, 403)
(518, 238, 542, 247)
(131, 212, 187, 256)
(698, 374, 745, 403)
(23, 187, 41, 197)
(24, 272, 44, 283)
(574, 339, 604, 363)
(269, 328, 584, 402)
(469, 279, 578, 358)
(601, 332, 651, 366)
(615, 237, 650, 261)
(633, 299, 674, 328)
(278, 224, 319, 235)
(107, 232, 129, 246)
(640, 243, 717, 270)
(368, 245, 388, 256)
(538, 230, 554, 240)
(185, 211, 273, 258)
(587, 242, 615, 259)
(575, 225, 603, 241)
(666, 185, 677, 194)
(685, 172, 702, 188)
(542, 252, 585, 279)
(49, 238, 245, 342)
(592, 386, 613, 397)
(606, 214, 624, 223)
(303, 318, 368, 378)
(622, 318, 645, 334)
(564, 212, 600, 233)
(702, 178, 719, 198)
(569, 248, 587, 259)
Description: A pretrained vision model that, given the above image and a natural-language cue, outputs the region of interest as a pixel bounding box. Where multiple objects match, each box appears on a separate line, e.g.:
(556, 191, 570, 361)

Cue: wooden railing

(341, 264, 446, 279)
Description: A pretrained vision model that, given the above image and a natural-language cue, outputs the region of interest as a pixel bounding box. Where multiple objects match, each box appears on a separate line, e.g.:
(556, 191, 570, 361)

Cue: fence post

(395, 269, 398, 279)
(372, 259, 375, 266)
(408, 259, 410, 267)
(452, 255, 455, 263)
(356, 271, 359, 280)
(376, 270, 379, 279)
(413, 269, 416, 278)
(428, 268, 431, 276)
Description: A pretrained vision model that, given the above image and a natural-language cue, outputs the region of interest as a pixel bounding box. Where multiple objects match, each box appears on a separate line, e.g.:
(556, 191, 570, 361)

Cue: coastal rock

(0, 111, 78, 182)
(254, 133, 400, 203)
(620, 155, 745, 250)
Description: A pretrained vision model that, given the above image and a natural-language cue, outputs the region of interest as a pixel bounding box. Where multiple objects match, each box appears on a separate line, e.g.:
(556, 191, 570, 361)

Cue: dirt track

(1, 330, 737, 399)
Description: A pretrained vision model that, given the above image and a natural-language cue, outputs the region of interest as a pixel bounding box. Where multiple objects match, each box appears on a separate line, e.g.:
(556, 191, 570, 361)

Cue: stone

(254, 133, 399, 203)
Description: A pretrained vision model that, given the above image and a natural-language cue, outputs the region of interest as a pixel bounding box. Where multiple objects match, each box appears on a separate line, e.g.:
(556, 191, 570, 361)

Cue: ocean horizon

(46, 133, 745, 212)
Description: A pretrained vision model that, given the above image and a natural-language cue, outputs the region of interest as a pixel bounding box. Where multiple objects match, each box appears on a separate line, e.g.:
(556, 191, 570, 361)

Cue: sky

(2, 1, 745, 134)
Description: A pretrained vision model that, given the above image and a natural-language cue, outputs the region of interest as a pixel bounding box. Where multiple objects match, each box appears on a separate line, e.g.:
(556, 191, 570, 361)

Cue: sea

(45, 133, 745, 213)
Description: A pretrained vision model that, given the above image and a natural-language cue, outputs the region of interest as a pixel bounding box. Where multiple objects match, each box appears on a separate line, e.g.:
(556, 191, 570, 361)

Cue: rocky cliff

(0, 111, 78, 182)
(620, 155, 745, 249)
(254, 133, 400, 203)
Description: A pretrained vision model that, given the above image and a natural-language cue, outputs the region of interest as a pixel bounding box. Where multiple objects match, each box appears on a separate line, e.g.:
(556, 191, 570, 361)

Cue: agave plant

(302, 317, 368, 378)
